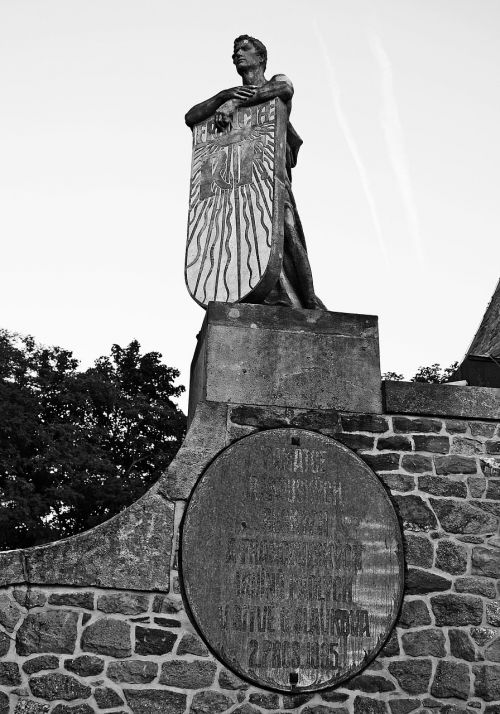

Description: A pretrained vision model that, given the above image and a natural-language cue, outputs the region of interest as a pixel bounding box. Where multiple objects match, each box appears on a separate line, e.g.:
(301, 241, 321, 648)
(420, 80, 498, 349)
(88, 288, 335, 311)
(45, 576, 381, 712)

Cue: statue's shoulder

(270, 73, 294, 89)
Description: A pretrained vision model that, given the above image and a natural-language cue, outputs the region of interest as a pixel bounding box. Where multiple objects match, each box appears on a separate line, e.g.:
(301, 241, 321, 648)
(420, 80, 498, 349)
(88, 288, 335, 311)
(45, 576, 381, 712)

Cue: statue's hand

(214, 100, 237, 129)
(223, 86, 256, 102)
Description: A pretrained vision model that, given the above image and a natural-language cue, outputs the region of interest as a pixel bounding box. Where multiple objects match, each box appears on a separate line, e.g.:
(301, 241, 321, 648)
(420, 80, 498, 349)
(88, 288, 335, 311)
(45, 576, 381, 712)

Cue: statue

(185, 35, 324, 310)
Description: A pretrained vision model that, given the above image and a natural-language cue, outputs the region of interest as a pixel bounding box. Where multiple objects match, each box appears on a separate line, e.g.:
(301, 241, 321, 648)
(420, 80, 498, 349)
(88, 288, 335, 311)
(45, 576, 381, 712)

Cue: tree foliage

(382, 362, 459, 384)
(0, 330, 186, 550)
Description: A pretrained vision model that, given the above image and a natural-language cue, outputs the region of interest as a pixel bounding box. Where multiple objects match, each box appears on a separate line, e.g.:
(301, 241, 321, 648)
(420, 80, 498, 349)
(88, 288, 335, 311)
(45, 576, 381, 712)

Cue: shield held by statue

(185, 98, 287, 308)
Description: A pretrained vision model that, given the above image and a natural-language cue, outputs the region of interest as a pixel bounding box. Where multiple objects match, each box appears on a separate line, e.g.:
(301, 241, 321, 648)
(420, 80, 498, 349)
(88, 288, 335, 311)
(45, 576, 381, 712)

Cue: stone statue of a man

(185, 35, 324, 310)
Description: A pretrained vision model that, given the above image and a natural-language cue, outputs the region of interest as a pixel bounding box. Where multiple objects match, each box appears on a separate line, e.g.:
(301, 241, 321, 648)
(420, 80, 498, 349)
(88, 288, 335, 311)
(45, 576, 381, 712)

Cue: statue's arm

(213, 75, 294, 129)
(185, 86, 257, 128)
(246, 74, 294, 105)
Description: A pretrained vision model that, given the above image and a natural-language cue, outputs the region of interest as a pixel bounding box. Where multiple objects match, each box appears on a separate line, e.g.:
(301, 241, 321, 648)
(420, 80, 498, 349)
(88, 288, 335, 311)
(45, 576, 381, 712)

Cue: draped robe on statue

(262, 122, 325, 310)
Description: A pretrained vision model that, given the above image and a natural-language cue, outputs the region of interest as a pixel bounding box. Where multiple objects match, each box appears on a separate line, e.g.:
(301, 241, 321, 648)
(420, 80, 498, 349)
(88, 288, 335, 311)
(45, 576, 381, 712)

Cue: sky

(1, 0, 499, 413)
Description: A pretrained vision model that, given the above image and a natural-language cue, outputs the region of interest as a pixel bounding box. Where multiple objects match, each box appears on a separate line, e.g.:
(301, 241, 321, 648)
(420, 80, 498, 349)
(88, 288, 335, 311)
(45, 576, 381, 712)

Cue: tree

(0, 330, 186, 550)
(382, 362, 459, 383)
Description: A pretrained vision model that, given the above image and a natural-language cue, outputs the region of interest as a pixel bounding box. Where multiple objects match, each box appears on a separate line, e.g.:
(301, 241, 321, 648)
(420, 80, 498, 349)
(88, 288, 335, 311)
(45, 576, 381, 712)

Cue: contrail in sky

(312, 20, 389, 263)
(368, 32, 425, 264)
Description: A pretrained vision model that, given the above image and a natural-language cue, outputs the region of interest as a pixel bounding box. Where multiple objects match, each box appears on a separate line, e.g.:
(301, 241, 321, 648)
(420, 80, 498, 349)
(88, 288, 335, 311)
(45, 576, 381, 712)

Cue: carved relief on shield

(185, 99, 287, 308)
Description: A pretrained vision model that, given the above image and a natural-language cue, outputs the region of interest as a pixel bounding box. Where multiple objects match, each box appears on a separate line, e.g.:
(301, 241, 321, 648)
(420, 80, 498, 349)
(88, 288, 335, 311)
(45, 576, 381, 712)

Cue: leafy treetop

(0, 330, 186, 550)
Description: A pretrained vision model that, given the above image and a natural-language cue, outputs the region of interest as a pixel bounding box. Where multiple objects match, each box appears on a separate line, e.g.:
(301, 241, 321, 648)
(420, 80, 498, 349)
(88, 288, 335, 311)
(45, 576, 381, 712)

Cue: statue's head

(232, 35, 267, 74)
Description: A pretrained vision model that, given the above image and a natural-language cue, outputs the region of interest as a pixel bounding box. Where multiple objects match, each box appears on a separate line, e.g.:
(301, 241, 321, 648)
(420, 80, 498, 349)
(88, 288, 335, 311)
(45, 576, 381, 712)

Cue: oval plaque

(181, 428, 404, 692)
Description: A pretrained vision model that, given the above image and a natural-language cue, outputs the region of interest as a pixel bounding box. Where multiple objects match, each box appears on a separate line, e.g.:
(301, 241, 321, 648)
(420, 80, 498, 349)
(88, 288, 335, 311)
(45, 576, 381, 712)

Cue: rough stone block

(47, 593, 94, 609)
(353, 696, 387, 714)
(380, 630, 400, 657)
(377, 435, 412, 451)
(388, 659, 432, 694)
(481, 457, 500, 478)
(455, 577, 497, 598)
(51, 706, 93, 714)
(218, 669, 249, 690)
(383, 381, 500, 420)
(445, 420, 468, 434)
(337, 432, 375, 450)
(13, 701, 49, 714)
(431, 500, 498, 534)
(232, 705, 261, 714)
(413, 435, 450, 453)
(449, 629, 477, 661)
(29, 673, 91, 701)
(431, 594, 483, 626)
(468, 476, 487, 498)
(341, 413, 389, 433)
(486, 601, 500, 626)
(401, 629, 446, 657)
(361, 453, 400, 471)
(471, 547, 500, 578)
(16, 610, 78, 656)
(176, 632, 209, 657)
(153, 616, 180, 627)
(393, 495, 437, 531)
(471, 627, 497, 646)
(436, 540, 468, 574)
(159, 660, 217, 688)
(97, 593, 149, 614)
(406, 568, 451, 594)
(486, 441, 500, 455)
(64, 655, 104, 677)
(107, 659, 157, 683)
(0, 661, 21, 686)
(401, 454, 433, 473)
(318, 691, 348, 703)
(191, 691, 235, 714)
(431, 660, 470, 700)
(94, 687, 124, 708)
(344, 674, 395, 692)
(452, 437, 484, 455)
(379, 473, 415, 492)
(473, 664, 500, 701)
(12, 589, 46, 609)
(392, 416, 443, 433)
(484, 637, 500, 662)
(190, 303, 382, 415)
(389, 700, 420, 714)
(124, 689, 186, 714)
(486, 480, 500, 499)
(0, 631, 10, 657)
(152, 593, 182, 614)
(81, 618, 131, 658)
(418, 475, 467, 498)
(135, 625, 177, 655)
(0, 593, 21, 631)
(398, 599, 431, 628)
(470, 422, 497, 438)
(434, 456, 478, 475)
(249, 693, 280, 708)
(22, 655, 59, 674)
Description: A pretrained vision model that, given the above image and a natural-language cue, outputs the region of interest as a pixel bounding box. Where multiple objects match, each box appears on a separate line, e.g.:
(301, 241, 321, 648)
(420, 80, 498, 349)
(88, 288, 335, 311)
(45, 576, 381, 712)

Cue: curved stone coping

(0, 488, 173, 591)
(383, 381, 500, 421)
(0, 401, 230, 592)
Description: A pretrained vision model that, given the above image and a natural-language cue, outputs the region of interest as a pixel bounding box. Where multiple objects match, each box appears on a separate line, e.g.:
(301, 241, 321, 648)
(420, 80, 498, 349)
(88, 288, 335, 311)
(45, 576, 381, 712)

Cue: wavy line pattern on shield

(186, 103, 277, 307)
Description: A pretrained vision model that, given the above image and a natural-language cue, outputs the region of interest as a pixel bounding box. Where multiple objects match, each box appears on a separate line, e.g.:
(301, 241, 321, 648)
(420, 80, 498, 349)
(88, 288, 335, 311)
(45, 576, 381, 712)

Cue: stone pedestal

(189, 303, 382, 422)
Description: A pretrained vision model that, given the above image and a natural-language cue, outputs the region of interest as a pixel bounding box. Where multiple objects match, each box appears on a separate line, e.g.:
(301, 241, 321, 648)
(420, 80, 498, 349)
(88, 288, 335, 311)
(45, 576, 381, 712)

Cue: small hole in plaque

(291, 436, 300, 446)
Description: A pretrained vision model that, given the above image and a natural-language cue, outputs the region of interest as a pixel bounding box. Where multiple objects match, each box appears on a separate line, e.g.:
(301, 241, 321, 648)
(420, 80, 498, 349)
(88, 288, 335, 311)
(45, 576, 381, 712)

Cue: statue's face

(232, 40, 262, 73)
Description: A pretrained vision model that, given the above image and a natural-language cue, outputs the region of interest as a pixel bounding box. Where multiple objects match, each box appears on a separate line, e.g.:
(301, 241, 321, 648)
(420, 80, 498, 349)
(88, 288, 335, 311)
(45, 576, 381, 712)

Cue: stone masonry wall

(1, 409, 499, 714)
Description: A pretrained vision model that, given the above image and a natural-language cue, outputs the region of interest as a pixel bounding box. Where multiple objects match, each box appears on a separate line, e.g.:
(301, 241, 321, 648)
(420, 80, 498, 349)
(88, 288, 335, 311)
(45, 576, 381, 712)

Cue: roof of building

(467, 278, 500, 359)
(454, 278, 500, 387)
